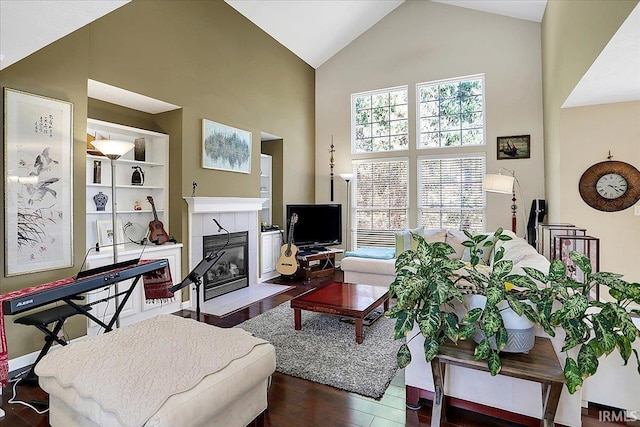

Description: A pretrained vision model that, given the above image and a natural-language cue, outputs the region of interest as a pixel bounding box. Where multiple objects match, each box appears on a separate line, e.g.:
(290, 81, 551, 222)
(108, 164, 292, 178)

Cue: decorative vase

(93, 191, 108, 211)
(93, 160, 102, 184)
(131, 166, 145, 186)
(134, 138, 146, 161)
(468, 294, 536, 353)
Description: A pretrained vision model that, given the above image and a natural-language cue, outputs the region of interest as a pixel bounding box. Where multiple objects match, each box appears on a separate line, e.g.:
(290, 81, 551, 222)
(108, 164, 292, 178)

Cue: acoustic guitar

(146, 196, 170, 245)
(276, 213, 299, 276)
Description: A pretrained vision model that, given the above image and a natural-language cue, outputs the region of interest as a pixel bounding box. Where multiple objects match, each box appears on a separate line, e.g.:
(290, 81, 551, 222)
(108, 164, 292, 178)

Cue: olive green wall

(0, 0, 314, 359)
(541, 0, 638, 220)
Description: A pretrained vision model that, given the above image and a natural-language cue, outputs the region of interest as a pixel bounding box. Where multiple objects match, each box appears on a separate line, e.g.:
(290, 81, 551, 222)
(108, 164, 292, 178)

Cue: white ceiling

(0, 0, 130, 70)
(1, 0, 637, 110)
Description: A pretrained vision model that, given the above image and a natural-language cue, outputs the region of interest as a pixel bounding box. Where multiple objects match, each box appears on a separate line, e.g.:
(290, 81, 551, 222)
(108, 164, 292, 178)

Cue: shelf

(87, 209, 164, 215)
(87, 184, 164, 190)
(88, 154, 164, 167)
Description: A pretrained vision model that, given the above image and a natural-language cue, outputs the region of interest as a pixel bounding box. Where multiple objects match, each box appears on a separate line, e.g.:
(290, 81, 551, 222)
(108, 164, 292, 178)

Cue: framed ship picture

(497, 135, 530, 160)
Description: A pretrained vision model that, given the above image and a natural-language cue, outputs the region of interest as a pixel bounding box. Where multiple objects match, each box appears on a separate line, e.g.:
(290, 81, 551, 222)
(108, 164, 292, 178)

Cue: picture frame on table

(497, 135, 531, 160)
(96, 219, 126, 251)
(202, 119, 252, 173)
(3, 88, 74, 276)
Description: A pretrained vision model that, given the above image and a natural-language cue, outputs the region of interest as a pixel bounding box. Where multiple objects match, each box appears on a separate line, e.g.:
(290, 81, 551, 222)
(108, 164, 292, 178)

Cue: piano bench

(15, 304, 90, 329)
(15, 304, 92, 382)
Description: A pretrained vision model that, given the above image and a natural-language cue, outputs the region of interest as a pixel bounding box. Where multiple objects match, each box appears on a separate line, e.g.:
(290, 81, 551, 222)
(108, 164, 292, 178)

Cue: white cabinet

(85, 243, 183, 336)
(260, 230, 282, 280)
(260, 154, 272, 225)
(86, 119, 170, 251)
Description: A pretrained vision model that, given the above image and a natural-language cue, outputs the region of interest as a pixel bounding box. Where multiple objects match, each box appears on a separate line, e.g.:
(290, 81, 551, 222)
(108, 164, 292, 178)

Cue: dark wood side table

(430, 337, 565, 427)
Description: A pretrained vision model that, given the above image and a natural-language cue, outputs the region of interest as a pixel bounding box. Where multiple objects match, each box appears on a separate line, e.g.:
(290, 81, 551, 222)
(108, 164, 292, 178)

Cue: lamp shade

(92, 139, 134, 159)
(484, 174, 514, 194)
(339, 173, 354, 182)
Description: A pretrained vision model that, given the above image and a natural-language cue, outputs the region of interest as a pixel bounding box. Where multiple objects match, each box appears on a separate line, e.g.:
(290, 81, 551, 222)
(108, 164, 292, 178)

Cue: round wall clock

(579, 160, 640, 212)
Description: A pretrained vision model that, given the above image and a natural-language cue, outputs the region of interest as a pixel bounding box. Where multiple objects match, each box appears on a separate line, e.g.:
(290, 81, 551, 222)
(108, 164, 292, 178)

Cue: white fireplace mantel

(183, 197, 267, 213)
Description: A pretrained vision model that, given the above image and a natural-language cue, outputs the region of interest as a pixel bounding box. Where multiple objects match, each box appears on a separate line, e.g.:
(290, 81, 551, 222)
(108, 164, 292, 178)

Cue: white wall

(316, 1, 545, 240)
(559, 101, 640, 283)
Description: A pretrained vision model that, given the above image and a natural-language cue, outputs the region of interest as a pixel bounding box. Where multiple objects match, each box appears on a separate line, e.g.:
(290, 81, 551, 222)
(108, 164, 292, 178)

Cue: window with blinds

(353, 159, 409, 248)
(418, 154, 485, 233)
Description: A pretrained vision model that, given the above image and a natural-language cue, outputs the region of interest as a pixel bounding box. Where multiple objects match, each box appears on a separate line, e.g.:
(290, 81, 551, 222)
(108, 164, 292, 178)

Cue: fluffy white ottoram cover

(36, 314, 267, 427)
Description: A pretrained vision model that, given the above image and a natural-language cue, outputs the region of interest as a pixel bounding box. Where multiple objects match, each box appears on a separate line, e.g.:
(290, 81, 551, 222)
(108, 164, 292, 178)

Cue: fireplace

(202, 231, 249, 300)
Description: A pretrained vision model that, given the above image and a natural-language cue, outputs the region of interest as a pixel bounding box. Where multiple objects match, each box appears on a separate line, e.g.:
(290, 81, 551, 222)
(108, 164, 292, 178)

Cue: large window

(353, 159, 409, 248)
(418, 154, 486, 233)
(352, 86, 409, 153)
(417, 75, 484, 149)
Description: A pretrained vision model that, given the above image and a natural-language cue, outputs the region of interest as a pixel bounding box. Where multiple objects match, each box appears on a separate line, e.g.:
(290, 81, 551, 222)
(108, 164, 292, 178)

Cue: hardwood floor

(1, 272, 637, 427)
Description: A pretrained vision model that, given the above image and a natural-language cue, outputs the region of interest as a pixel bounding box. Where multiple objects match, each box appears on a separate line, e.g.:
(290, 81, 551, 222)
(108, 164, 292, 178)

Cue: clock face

(595, 173, 628, 199)
(579, 160, 640, 212)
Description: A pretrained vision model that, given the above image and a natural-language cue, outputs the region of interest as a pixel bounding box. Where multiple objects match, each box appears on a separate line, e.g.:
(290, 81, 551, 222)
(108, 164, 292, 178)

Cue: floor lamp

(484, 169, 517, 234)
(92, 139, 134, 327)
(339, 173, 354, 251)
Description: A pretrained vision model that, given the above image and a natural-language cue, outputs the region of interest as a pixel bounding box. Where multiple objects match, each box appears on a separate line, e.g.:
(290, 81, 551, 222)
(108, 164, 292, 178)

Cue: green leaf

(459, 324, 476, 340)
(495, 327, 508, 351)
(493, 246, 505, 262)
(563, 294, 589, 319)
(394, 311, 415, 340)
(504, 274, 538, 292)
(482, 306, 503, 337)
(486, 282, 505, 306)
(569, 251, 592, 277)
(548, 259, 567, 281)
(492, 260, 513, 280)
(488, 351, 502, 376)
(564, 357, 583, 394)
(577, 342, 599, 379)
(505, 293, 524, 316)
(521, 302, 540, 325)
(615, 334, 632, 365)
(443, 312, 460, 343)
(462, 307, 483, 324)
(523, 266, 546, 283)
(423, 337, 440, 362)
(474, 338, 491, 360)
(397, 343, 412, 368)
(462, 240, 475, 248)
(418, 303, 441, 335)
(588, 338, 605, 358)
(592, 314, 616, 354)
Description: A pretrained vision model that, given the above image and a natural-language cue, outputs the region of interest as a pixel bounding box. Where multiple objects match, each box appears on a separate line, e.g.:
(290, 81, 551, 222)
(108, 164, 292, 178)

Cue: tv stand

(296, 249, 342, 281)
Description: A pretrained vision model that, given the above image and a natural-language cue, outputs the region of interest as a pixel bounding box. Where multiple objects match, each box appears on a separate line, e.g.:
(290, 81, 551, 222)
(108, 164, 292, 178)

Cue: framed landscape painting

(497, 135, 530, 160)
(202, 119, 251, 173)
(4, 88, 74, 276)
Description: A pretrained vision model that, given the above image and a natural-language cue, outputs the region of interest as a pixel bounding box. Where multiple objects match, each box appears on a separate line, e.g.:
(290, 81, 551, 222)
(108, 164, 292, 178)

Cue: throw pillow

(395, 227, 423, 254)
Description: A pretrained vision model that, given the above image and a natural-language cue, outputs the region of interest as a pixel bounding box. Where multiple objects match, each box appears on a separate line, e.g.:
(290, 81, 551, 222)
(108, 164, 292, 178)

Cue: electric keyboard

(2, 258, 168, 315)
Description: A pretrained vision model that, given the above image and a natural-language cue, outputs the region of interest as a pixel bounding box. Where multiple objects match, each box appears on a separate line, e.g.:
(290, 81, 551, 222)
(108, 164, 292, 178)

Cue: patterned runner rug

(236, 300, 403, 399)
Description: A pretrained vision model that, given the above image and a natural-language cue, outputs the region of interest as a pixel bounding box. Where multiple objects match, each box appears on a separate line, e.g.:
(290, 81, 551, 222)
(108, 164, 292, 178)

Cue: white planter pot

(468, 294, 536, 353)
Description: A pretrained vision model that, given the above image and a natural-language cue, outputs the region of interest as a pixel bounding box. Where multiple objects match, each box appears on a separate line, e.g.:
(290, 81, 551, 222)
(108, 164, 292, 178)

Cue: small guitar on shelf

(276, 213, 299, 276)
(146, 196, 171, 245)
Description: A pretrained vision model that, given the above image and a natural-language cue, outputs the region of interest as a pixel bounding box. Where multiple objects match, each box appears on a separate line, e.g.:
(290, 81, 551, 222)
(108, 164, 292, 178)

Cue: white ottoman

(36, 315, 276, 427)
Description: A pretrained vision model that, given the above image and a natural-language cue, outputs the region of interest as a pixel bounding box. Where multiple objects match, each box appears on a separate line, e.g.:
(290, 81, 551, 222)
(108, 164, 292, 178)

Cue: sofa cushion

(340, 256, 396, 276)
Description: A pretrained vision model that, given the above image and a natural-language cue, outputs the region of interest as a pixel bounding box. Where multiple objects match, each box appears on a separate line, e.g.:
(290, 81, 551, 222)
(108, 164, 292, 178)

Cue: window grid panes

(353, 87, 409, 153)
(353, 159, 409, 248)
(417, 76, 485, 149)
(418, 155, 485, 233)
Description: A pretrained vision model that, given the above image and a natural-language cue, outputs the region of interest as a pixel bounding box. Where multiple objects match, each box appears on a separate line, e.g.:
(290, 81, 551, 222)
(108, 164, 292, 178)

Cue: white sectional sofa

(340, 228, 583, 427)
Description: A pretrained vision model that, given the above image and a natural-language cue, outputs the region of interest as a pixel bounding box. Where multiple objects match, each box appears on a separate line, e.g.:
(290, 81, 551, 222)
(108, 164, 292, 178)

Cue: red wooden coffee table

(290, 281, 390, 344)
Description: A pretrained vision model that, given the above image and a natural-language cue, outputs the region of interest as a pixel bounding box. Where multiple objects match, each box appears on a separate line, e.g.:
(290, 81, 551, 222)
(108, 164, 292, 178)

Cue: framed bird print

(4, 88, 74, 276)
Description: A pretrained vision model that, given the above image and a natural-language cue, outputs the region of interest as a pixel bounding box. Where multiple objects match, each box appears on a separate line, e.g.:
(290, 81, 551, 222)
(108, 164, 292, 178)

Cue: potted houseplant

(387, 229, 640, 393)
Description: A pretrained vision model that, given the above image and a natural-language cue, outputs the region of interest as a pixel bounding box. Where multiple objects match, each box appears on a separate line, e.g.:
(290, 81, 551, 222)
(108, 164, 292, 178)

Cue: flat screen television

(285, 204, 342, 250)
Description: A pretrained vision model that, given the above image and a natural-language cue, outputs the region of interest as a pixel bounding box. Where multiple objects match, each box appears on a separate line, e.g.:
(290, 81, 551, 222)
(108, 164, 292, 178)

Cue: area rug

(235, 301, 403, 399)
(200, 284, 294, 316)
